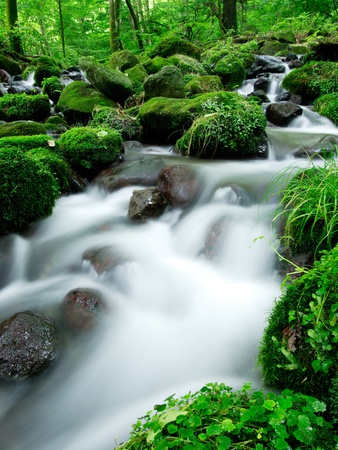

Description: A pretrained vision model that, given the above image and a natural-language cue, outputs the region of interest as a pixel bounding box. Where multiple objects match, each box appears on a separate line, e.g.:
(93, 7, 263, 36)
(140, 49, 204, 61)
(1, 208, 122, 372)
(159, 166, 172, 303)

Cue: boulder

(148, 34, 201, 59)
(0, 54, 21, 76)
(128, 187, 167, 221)
(266, 102, 303, 126)
(0, 311, 59, 380)
(83, 246, 126, 274)
(248, 90, 270, 103)
(253, 77, 269, 92)
(109, 50, 139, 72)
(168, 54, 208, 76)
(252, 55, 285, 74)
(184, 75, 223, 96)
(0, 121, 47, 138)
(144, 65, 185, 101)
(62, 288, 105, 332)
(56, 81, 116, 125)
(80, 59, 133, 104)
(275, 92, 302, 104)
(157, 165, 201, 207)
(33, 55, 61, 87)
(272, 31, 296, 44)
(214, 56, 246, 90)
(0, 93, 50, 122)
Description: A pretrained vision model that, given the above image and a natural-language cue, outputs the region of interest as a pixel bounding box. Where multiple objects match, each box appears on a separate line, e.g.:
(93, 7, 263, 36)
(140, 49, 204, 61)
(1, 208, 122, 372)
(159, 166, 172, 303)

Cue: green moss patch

(0, 121, 47, 138)
(0, 94, 50, 122)
(314, 92, 338, 125)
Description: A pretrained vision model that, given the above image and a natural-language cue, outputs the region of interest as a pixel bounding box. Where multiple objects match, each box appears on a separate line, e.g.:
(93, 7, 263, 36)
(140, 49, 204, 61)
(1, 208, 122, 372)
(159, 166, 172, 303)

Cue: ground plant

(115, 382, 335, 449)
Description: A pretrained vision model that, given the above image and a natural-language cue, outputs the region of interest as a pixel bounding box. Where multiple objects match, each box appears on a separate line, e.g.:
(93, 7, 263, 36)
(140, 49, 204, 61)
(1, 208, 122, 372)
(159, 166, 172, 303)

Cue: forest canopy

(1, 0, 338, 64)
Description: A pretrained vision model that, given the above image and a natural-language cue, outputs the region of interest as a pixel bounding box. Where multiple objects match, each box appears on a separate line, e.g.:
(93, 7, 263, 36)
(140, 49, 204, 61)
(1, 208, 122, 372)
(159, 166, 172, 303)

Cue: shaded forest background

(1, 0, 338, 64)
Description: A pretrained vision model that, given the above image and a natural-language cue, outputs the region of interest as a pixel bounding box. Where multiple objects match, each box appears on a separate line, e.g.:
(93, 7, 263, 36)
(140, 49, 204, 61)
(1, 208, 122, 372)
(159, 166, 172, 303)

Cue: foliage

(258, 244, 338, 425)
(176, 95, 267, 159)
(282, 61, 338, 102)
(0, 93, 50, 122)
(273, 160, 338, 255)
(59, 126, 122, 178)
(90, 106, 142, 141)
(0, 147, 59, 234)
(314, 93, 338, 125)
(42, 76, 64, 104)
(116, 382, 335, 450)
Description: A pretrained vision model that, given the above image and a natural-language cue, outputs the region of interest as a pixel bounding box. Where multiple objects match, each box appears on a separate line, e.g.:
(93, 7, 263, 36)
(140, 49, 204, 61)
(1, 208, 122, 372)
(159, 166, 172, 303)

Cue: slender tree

(208, 0, 237, 35)
(109, 0, 122, 52)
(5, 0, 22, 53)
(124, 0, 144, 51)
(56, 0, 66, 58)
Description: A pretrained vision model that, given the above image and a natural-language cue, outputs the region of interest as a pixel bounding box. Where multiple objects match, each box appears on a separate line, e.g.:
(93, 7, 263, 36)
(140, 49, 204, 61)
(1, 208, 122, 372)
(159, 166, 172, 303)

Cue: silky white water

(1, 73, 338, 450)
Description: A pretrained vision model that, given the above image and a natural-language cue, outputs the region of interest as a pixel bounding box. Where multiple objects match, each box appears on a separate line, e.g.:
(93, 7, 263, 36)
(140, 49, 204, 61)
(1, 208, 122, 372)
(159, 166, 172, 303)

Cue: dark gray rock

(248, 90, 270, 103)
(0, 311, 59, 380)
(157, 165, 201, 207)
(266, 102, 303, 126)
(254, 77, 269, 93)
(128, 187, 167, 221)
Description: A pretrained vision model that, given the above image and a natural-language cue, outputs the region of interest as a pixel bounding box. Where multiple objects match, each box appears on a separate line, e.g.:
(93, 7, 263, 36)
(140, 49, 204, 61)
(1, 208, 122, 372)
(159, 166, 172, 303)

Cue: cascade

(0, 59, 337, 450)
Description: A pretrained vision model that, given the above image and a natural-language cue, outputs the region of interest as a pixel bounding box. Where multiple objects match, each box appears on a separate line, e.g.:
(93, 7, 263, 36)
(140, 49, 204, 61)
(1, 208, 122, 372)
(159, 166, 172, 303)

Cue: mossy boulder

(124, 64, 148, 85)
(176, 94, 267, 159)
(289, 43, 310, 55)
(42, 76, 64, 103)
(0, 134, 59, 152)
(90, 106, 142, 141)
(109, 50, 139, 72)
(59, 127, 123, 179)
(314, 93, 338, 125)
(0, 54, 21, 76)
(271, 31, 296, 44)
(184, 75, 223, 96)
(0, 93, 50, 122)
(214, 56, 246, 90)
(139, 91, 262, 145)
(282, 61, 338, 102)
(33, 56, 61, 87)
(144, 65, 185, 101)
(0, 148, 59, 234)
(56, 81, 116, 125)
(0, 121, 47, 138)
(257, 40, 289, 56)
(148, 34, 201, 59)
(168, 54, 208, 76)
(79, 59, 133, 104)
(26, 147, 72, 195)
(259, 244, 338, 419)
(304, 41, 338, 62)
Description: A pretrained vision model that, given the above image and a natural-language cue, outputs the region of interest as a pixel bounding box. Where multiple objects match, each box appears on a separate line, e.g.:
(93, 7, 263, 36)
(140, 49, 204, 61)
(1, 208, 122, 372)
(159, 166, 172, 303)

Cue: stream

(0, 59, 338, 450)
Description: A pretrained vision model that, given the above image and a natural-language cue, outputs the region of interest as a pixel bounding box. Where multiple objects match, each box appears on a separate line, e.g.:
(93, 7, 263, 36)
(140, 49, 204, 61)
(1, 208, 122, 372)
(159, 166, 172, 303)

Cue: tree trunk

(5, 0, 22, 54)
(221, 0, 237, 33)
(57, 0, 66, 58)
(124, 0, 144, 51)
(109, 0, 122, 53)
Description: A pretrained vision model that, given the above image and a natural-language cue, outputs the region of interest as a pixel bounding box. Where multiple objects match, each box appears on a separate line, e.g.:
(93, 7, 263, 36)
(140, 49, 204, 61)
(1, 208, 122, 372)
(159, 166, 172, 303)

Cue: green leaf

(154, 403, 167, 412)
(206, 424, 222, 436)
(167, 424, 178, 434)
(263, 399, 276, 411)
(277, 396, 293, 411)
(221, 418, 236, 432)
(216, 436, 231, 450)
(275, 437, 289, 449)
(198, 433, 207, 441)
(159, 409, 188, 426)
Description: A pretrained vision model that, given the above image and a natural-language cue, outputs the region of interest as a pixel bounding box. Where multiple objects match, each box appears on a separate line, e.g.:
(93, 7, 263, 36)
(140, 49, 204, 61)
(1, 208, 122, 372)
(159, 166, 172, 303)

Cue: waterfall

(0, 65, 337, 450)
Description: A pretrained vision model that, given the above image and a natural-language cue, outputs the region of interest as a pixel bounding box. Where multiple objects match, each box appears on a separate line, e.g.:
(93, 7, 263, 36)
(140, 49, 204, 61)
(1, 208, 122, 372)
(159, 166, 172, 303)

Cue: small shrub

(0, 148, 59, 234)
(59, 127, 122, 178)
(116, 382, 336, 449)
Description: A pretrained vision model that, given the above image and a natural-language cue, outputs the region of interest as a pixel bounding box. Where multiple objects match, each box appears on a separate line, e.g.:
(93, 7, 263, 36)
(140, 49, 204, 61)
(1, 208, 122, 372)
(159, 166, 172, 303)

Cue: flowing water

(0, 65, 338, 450)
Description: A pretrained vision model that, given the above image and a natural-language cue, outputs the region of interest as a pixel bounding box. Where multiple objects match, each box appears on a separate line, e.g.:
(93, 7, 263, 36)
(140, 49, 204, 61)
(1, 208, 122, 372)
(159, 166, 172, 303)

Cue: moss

(34, 56, 61, 87)
(90, 106, 142, 140)
(79, 58, 133, 104)
(0, 148, 59, 234)
(184, 75, 223, 96)
(148, 34, 201, 59)
(314, 93, 338, 125)
(282, 61, 338, 101)
(42, 76, 64, 104)
(109, 50, 139, 72)
(0, 94, 50, 122)
(258, 245, 338, 410)
(0, 54, 21, 76)
(56, 81, 116, 125)
(139, 91, 250, 144)
(0, 134, 59, 152)
(175, 96, 267, 159)
(167, 54, 208, 76)
(0, 121, 47, 138)
(59, 127, 123, 178)
(143, 65, 185, 101)
(257, 40, 289, 56)
(26, 147, 72, 194)
(124, 64, 148, 84)
(214, 56, 246, 90)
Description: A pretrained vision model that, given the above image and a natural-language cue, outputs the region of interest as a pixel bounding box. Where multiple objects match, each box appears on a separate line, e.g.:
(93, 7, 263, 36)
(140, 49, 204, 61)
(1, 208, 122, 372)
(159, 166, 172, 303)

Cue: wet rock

(128, 187, 167, 221)
(157, 165, 201, 207)
(0, 69, 11, 83)
(289, 59, 303, 69)
(293, 136, 338, 159)
(248, 89, 270, 103)
(0, 311, 59, 380)
(62, 288, 105, 332)
(82, 246, 125, 274)
(266, 101, 303, 126)
(275, 92, 302, 104)
(93, 155, 169, 192)
(253, 77, 269, 93)
(252, 55, 285, 73)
